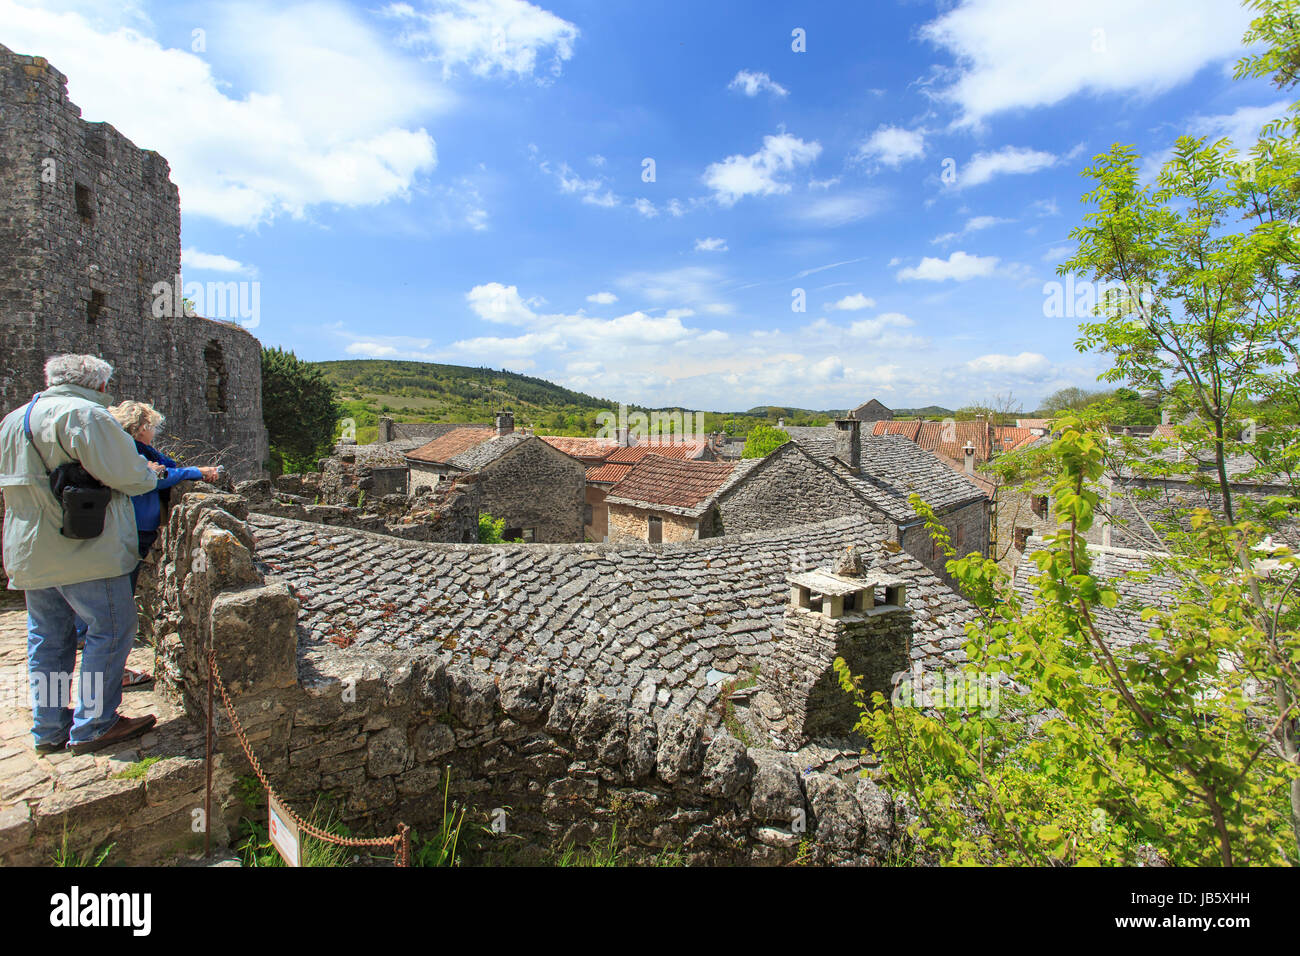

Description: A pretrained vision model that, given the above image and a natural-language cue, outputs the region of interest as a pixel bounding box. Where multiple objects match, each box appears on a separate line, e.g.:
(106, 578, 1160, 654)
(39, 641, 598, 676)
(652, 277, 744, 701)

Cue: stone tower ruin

(0, 42, 267, 478)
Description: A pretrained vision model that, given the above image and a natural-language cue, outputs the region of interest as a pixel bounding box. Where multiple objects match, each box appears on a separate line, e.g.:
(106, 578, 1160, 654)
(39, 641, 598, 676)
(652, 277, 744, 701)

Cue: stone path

(0, 597, 208, 865)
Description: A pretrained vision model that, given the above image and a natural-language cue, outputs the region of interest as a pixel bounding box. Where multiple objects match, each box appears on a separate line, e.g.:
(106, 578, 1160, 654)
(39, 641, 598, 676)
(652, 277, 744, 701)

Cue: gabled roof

(871, 419, 1037, 462)
(539, 436, 619, 460)
(392, 422, 491, 443)
(850, 398, 892, 419)
(605, 455, 739, 517)
(405, 427, 495, 466)
(586, 462, 634, 485)
(793, 431, 987, 521)
(405, 428, 536, 471)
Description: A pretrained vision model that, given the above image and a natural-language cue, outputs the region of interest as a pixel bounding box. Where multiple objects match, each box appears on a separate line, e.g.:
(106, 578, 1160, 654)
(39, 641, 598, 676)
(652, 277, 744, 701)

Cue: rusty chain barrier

(205, 646, 411, 866)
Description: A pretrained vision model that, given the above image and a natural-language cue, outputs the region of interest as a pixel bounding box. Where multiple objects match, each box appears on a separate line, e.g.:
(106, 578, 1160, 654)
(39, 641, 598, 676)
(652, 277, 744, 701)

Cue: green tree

(261, 347, 340, 475)
(740, 422, 790, 459)
(839, 419, 1298, 866)
(477, 512, 505, 544)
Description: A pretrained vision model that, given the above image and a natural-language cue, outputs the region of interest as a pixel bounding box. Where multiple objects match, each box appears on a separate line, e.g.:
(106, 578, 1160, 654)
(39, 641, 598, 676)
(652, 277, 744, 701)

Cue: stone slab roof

(405, 427, 494, 466)
(391, 422, 491, 443)
(445, 430, 534, 471)
(1012, 538, 1180, 650)
(337, 439, 424, 466)
(605, 455, 738, 516)
(248, 513, 976, 716)
(793, 431, 987, 521)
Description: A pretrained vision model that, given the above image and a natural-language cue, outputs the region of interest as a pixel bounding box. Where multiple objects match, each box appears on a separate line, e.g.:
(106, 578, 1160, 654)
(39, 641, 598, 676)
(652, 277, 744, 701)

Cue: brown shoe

(69, 714, 157, 755)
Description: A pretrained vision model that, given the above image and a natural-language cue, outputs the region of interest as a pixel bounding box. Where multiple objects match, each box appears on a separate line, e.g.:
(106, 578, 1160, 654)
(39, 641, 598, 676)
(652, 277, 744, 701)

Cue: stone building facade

(713, 440, 881, 536)
(406, 418, 585, 543)
(0, 43, 266, 478)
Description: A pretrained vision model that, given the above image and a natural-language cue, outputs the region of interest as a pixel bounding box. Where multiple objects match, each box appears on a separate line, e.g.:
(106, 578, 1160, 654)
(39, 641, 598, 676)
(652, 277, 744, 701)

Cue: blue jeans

(26, 574, 136, 747)
(73, 529, 156, 644)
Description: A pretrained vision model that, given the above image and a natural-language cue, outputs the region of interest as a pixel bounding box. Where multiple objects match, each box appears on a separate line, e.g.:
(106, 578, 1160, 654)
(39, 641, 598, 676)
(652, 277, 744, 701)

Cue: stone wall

(140, 493, 916, 865)
(0, 43, 266, 480)
(237, 476, 481, 544)
(716, 443, 872, 536)
(607, 504, 701, 544)
(899, 498, 990, 587)
(760, 604, 911, 750)
(474, 439, 585, 543)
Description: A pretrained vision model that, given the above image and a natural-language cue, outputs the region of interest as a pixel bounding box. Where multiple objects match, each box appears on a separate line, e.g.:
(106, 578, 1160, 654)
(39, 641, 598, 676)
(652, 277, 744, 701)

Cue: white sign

(268, 794, 301, 867)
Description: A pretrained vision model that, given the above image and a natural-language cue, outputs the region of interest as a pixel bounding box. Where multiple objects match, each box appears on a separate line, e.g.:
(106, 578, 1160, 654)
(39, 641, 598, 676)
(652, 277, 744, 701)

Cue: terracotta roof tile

(605, 455, 736, 514)
(604, 440, 710, 464)
(405, 427, 494, 465)
(586, 462, 633, 484)
(539, 436, 619, 460)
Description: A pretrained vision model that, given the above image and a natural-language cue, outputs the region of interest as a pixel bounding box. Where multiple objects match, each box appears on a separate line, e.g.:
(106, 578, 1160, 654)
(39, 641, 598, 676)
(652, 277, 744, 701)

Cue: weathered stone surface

(854, 776, 894, 859)
(701, 733, 753, 800)
(655, 712, 704, 784)
(210, 583, 299, 692)
(499, 667, 551, 723)
(805, 772, 864, 851)
(748, 749, 803, 824)
(448, 670, 498, 727)
(366, 726, 412, 777)
(144, 756, 205, 805)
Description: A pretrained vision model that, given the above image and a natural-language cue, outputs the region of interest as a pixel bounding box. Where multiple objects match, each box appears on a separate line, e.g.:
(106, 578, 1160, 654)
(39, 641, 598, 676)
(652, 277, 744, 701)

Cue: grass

(410, 771, 468, 867)
(111, 755, 161, 780)
(236, 798, 356, 867)
(53, 826, 114, 867)
(716, 666, 760, 747)
(554, 821, 623, 867)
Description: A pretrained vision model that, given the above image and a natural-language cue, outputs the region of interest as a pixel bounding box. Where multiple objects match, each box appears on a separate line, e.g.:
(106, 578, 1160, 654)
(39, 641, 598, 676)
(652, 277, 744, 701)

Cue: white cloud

(847, 312, 916, 340)
(1030, 198, 1060, 217)
(921, 0, 1254, 127)
(728, 69, 789, 97)
(695, 237, 728, 252)
(1042, 245, 1073, 263)
(826, 293, 876, 312)
(856, 125, 926, 167)
(1141, 100, 1292, 180)
(466, 282, 537, 324)
(959, 147, 1057, 187)
(633, 198, 658, 218)
(792, 190, 885, 227)
(617, 266, 727, 307)
(182, 248, 255, 275)
(1, 0, 446, 228)
(897, 251, 1000, 281)
(703, 132, 822, 206)
(966, 351, 1051, 376)
(932, 214, 1013, 243)
(586, 291, 618, 305)
(384, 0, 579, 80)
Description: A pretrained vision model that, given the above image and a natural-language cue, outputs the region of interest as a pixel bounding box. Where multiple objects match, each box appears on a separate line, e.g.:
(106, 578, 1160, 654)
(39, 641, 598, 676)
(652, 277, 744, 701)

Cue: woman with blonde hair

(98, 402, 218, 687)
(108, 401, 219, 584)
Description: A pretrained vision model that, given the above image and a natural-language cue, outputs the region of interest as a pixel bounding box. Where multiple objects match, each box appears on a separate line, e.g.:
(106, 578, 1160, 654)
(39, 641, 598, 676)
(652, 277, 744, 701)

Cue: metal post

(204, 649, 213, 857)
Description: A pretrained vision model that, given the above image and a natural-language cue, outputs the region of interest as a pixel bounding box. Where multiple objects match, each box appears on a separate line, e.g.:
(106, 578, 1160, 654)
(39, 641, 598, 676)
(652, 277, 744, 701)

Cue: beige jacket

(0, 384, 158, 590)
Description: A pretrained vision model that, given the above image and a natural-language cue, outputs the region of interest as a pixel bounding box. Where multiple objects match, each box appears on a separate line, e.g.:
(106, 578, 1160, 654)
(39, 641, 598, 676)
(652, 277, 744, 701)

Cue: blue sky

(3, 0, 1288, 412)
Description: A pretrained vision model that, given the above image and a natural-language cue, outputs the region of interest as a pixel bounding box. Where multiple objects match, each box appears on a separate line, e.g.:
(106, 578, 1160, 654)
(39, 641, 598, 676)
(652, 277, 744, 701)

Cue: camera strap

(22, 393, 54, 479)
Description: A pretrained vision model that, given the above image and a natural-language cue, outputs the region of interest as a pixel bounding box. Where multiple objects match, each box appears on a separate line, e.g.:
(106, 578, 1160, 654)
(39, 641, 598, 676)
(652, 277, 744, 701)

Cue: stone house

(605, 455, 740, 543)
(556, 436, 714, 542)
(789, 421, 990, 587)
(849, 399, 893, 422)
(405, 413, 585, 542)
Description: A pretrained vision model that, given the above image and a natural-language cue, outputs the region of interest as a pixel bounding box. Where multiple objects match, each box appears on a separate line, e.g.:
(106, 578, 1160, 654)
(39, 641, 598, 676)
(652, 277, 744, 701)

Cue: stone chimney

(377, 416, 395, 443)
(963, 441, 975, 475)
(759, 551, 912, 748)
(615, 426, 630, 447)
(832, 418, 861, 474)
(777, 418, 784, 429)
(495, 410, 514, 437)
(1161, 408, 1172, 426)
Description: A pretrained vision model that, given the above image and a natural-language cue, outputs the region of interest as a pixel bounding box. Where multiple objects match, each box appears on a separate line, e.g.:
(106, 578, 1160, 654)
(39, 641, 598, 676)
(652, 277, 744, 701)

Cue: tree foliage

(740, 422, 790, 459)
(261, 347, 341, 474)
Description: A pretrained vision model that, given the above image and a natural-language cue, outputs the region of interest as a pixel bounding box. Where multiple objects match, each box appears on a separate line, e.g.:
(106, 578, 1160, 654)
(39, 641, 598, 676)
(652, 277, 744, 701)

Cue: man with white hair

(0, 354, 160, 755)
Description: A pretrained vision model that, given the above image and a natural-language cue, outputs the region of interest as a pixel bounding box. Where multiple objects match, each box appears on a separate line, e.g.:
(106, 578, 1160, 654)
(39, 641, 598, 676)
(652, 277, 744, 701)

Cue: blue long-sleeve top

(132, 441, 203, 533)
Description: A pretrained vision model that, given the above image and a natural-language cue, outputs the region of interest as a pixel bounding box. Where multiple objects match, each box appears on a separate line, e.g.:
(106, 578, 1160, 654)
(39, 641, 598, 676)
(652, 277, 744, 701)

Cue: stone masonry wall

(140, 492, 915, 865)
(716, 443, 875, 536)
(606, 504, 700, 544)
(475, 439, 585, 543)
(0, 43, 266, 479)
(900, 498, 990, 588)
(760, 605, 912, 750)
